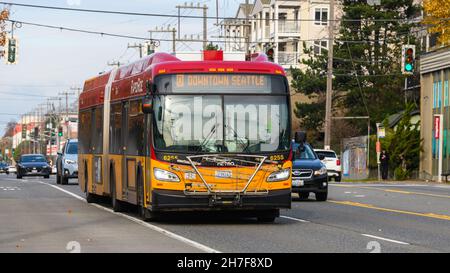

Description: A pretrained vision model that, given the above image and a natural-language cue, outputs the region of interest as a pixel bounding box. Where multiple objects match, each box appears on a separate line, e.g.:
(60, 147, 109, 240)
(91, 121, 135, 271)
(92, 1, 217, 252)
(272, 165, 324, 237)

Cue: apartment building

(222, 0, 334, 69)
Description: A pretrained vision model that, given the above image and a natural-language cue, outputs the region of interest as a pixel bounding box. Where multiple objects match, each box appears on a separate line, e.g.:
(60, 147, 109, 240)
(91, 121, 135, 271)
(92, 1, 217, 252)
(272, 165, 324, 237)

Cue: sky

(0, 0, 241, 135)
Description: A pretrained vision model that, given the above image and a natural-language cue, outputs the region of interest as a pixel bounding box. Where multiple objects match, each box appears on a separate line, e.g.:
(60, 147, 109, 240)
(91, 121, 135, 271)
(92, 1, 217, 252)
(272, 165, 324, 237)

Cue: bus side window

(127, 100, 144, 156)
(79, 110, 92, 154)
(92, 106, 103, 154)
(110, 103, 122, 154)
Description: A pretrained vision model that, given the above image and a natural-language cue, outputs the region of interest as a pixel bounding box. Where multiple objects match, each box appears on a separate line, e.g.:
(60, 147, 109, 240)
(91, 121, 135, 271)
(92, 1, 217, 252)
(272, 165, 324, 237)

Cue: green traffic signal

(402, 45, 415, 74)
(405, 63, 413, 72)
(58, 132, 63, 137)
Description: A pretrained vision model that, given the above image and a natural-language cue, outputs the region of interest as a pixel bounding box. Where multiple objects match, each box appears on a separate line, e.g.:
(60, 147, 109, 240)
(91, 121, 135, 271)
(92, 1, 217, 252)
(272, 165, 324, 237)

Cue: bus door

(122, 100, 138, 205)
(92, 107, 104, 193)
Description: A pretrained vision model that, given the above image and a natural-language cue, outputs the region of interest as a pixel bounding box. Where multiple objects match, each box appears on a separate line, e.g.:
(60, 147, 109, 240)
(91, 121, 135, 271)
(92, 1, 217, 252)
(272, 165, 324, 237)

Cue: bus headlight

(267, 168, 290, 182)
(153, 168, 180, 182)
(314, 167, 327, 176)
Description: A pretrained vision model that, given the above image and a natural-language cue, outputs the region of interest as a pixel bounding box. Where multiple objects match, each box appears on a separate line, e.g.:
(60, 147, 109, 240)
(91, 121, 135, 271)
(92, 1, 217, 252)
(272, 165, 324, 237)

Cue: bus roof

(79, 52, 286, 110)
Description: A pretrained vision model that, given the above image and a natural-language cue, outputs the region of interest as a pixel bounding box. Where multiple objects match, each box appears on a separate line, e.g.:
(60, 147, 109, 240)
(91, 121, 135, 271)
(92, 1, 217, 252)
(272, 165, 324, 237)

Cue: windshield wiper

(225, 124, 251, 153)
(194, 123, 218, 155)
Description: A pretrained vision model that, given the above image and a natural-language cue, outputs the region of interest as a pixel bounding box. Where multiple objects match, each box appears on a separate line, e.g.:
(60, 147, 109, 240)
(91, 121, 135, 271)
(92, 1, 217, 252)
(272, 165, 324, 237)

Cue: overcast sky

(0, 0, 240, 134)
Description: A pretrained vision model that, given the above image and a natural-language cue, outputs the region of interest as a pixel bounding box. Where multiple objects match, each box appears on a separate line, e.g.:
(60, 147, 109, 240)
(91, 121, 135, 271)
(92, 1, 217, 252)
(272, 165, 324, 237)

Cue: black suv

(16, 154, 52, 179)
(291, 132, 328, 201)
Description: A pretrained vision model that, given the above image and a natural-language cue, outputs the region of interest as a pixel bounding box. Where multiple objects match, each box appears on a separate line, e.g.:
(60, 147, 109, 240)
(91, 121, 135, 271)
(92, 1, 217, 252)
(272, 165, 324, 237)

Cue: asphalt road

(1, 173, 449, 253)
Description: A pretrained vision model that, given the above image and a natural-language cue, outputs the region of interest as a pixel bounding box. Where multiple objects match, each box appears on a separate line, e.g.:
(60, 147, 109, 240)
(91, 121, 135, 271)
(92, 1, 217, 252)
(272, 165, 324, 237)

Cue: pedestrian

(380, 150, 389, 180)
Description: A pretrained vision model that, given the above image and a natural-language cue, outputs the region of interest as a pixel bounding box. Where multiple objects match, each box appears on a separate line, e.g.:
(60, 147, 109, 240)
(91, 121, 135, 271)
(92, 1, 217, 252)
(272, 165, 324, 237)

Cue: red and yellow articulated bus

(78, 52, 292, 222)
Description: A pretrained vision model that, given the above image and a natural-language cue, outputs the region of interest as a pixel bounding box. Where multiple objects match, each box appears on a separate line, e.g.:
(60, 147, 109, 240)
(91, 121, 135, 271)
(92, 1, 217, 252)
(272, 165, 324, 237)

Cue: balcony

(278, 51, 301, 67)
(278, 22, 300, 34)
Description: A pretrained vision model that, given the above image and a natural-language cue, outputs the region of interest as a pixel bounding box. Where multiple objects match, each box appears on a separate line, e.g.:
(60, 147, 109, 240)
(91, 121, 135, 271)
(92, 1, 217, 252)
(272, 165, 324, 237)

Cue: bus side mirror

(146, 80, 157, 94)
(142, 96, 153, 114)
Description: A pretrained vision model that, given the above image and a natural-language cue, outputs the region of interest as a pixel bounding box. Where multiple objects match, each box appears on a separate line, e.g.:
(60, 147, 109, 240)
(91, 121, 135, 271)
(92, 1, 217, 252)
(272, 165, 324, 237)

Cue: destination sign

(170, 74, 272, 93)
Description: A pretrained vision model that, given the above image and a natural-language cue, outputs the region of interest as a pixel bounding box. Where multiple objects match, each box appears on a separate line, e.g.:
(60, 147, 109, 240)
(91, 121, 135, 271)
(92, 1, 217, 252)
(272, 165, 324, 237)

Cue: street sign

(435, 115, 440, 139)
(377, 127, 385, 138)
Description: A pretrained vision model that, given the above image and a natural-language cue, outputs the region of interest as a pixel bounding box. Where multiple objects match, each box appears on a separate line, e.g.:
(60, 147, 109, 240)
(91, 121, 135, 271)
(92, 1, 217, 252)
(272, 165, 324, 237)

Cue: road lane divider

(280, 215, 310, 223)
(361, 234, 410, 245)
(36, 180, 220, 253)
(329, 200, 450, 221)
(331, 184, 450, 199)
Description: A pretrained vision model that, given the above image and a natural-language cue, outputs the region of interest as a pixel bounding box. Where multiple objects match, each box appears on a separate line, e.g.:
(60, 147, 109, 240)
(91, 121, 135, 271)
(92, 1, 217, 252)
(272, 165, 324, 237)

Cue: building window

(445, 80, 449, 107)
(313, 40, 328, 55)
(445, 129, 448, 158)
(315, 8, 328, 26)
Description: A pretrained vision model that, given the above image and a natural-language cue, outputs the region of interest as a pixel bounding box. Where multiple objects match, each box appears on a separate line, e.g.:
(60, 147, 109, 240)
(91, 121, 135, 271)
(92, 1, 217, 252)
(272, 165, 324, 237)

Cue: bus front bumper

(150, 189, 291, 211)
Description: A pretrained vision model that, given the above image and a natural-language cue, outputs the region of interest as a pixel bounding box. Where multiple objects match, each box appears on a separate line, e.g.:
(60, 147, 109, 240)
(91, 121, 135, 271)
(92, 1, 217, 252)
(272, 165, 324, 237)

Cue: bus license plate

(215, 170, 232, 179)
(292, 180, 304, 187)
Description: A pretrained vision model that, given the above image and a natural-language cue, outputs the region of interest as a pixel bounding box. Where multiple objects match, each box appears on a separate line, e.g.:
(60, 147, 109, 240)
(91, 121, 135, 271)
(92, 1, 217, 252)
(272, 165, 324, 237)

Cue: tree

(381, 103, 422, 180)
(291, 0, 421, 144)
(3, 121, 17, 138)
(13, 140, 31, 162)
(291, 45, 343, 145)
(423, 0, 450, 45)
(205, 43, 219, 50)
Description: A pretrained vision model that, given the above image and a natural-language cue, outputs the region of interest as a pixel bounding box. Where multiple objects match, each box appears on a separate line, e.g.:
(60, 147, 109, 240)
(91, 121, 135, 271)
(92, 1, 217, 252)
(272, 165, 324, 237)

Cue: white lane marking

(35, 180, 220, 253)
(280, 215, 310, 223)
(361, 234, 410, 245)
(90, 203, 220, 253)
(354, 195, 366, 198)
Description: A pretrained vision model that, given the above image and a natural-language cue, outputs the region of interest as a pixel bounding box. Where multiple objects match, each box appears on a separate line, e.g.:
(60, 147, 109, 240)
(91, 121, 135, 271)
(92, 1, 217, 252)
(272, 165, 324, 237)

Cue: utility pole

(176, 3, 208, 49)
(107, 61, 123, 67)
(128, 43, 144, 58)
(59, 91, 75, 124)
(58, 91, 75, 151)
(245, 0, 250, 55)
(149, 27, 177, 53)
(324, 0, 335, 150)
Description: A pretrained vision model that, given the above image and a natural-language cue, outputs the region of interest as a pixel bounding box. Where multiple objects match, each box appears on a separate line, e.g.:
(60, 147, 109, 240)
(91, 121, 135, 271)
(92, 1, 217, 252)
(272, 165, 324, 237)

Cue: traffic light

(21, 125, 26, 139)
(266, 48, 274, 62)
(58, 126, 63, 137)
(34, 127, 39, 140)
(4, 37, 18, 64)
(146, 42, 154, 55)
(402, 45, 415, 74)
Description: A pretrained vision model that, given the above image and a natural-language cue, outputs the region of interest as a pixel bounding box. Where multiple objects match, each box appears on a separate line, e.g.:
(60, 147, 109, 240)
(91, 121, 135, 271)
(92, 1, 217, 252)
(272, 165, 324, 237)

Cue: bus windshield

(152, 76, 290, 153)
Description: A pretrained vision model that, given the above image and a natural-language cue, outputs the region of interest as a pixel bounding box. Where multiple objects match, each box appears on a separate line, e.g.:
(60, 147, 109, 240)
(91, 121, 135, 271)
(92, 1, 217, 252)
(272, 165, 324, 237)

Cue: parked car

(56, 139, 78, 185)
(5, 165, 16, 174)
(314, 149, 342, 182)
(16, 154, 51, 179)
(0, 162, 7, 173)
(291, 132, 328, 201)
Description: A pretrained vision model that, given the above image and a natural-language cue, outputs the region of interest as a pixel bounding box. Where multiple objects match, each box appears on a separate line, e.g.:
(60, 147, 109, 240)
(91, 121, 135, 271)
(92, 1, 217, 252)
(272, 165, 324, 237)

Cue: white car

(6, 165, 17, 174)
(314, 149, 341, 182)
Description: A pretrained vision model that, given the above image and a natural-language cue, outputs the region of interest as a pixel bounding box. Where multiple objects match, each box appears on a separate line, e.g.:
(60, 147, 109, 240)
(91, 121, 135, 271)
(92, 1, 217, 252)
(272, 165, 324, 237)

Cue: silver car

(56, 139, 78, 185)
